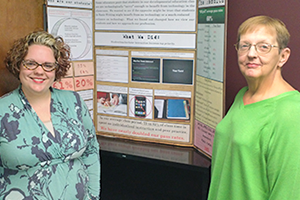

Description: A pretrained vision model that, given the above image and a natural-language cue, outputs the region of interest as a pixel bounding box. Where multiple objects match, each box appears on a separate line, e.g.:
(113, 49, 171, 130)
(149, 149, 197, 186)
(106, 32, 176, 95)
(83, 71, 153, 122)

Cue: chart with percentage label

(196, 7, 225, 83)
(75, 76, 94, 91)
(52, 78, 75, 91)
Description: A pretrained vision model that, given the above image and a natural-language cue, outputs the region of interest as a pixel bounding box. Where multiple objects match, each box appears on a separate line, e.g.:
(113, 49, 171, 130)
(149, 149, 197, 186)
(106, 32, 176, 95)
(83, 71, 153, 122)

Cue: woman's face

(237, 27, 288, 82)
(19, 44, 56, 97)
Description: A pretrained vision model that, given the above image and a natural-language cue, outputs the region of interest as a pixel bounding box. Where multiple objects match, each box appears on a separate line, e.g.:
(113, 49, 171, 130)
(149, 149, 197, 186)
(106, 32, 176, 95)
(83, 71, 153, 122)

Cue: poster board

(44, 0, 227, 157)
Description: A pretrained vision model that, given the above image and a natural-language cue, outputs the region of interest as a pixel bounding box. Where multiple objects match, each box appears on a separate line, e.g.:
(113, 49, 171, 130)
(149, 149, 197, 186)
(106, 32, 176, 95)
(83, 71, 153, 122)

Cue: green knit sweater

(208, 87, 300, 200)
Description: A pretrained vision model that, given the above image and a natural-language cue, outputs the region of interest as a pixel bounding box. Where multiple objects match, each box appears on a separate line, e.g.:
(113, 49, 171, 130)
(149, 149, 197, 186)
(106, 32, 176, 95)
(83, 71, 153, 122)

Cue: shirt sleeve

(267, 104, 300, 200)
(78, 95, 101, 200)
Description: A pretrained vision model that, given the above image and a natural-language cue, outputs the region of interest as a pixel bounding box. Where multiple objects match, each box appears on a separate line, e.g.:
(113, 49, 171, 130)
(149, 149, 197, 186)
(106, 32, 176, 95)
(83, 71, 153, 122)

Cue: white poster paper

(95, 32, 196, 49)
(47, 0, 93, 9)
(95, 0, 197, 32)
(47, 7, 93, 61)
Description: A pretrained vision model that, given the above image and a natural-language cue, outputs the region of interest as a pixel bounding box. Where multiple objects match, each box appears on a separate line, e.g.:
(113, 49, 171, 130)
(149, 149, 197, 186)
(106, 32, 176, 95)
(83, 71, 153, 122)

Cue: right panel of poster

(194, 4, 226, 157)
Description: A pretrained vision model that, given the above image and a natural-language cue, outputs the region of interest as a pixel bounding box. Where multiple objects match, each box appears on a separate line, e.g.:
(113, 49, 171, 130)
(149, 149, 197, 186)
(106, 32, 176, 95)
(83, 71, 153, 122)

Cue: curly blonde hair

(5, 30, 71, 81)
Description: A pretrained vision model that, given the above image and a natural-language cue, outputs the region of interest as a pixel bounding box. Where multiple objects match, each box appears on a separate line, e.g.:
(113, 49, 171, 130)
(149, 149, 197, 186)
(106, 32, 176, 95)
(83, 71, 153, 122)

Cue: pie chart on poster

(51, 17, 92, 60)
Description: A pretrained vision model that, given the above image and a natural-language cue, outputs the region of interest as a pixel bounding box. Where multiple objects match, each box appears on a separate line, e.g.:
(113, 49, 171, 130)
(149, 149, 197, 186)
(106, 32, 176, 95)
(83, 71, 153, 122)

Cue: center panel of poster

(95, 49, 195, 145)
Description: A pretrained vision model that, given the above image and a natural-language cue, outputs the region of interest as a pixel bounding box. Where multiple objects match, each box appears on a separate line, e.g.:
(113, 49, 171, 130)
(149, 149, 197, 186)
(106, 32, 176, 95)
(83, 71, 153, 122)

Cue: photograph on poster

(162, 59, 194, 85)
(131, 58, 160, 83)
(128, 95, 153, 119)
(134, 95, 147, 118)
(97, 91, 127, 116)
(154, 97, 191, 121)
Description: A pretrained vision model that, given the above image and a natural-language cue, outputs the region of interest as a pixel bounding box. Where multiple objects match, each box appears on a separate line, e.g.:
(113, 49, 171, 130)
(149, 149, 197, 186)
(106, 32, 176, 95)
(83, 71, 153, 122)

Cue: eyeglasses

(22, 60, 57, 72)
(234, 42, 278, 54)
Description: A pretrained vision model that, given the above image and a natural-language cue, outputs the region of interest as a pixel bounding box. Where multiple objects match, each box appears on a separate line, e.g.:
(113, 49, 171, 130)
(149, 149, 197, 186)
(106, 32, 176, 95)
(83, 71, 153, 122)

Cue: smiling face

(19, 44, 56, 97)
(237, 26, 289, 82)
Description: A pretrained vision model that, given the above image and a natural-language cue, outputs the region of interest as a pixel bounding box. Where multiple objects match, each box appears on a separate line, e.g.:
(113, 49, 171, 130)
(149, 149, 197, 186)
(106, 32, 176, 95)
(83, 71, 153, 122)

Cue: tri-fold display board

(45, 0, 227, 158)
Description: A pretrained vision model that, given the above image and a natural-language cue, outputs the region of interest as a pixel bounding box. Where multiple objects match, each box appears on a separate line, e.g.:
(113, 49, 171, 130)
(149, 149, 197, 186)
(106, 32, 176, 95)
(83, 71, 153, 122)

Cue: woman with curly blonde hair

(0, 31, 100, 200)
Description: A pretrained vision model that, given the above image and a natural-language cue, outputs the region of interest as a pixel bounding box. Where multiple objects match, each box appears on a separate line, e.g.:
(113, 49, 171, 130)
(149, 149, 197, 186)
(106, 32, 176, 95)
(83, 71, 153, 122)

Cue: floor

(100, 150, 210, 200)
